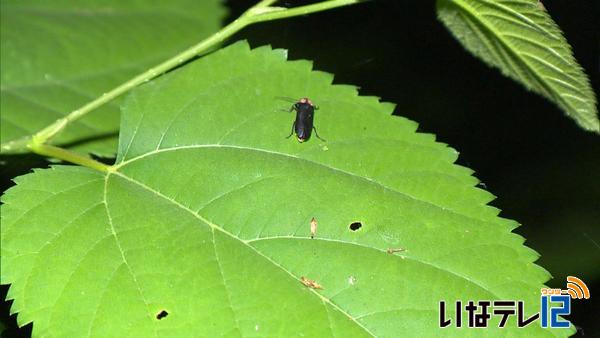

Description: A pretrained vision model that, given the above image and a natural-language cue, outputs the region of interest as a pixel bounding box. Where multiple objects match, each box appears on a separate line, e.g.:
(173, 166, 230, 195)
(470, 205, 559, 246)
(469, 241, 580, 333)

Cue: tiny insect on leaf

(300, 276, 323, 289)
(310, 217, 318, 239)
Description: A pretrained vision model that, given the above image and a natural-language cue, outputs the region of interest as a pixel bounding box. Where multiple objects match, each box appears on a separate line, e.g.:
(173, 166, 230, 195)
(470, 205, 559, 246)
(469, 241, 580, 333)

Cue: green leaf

(0, 0, 227, 155)
(1, 41, 572, 336)
(437, 0, 599, 133)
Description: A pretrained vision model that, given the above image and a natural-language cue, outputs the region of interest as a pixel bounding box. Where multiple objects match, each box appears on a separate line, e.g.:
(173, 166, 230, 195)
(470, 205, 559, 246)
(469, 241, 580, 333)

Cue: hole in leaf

(156, 310, 168, 320)
(349, 222, 362, 231)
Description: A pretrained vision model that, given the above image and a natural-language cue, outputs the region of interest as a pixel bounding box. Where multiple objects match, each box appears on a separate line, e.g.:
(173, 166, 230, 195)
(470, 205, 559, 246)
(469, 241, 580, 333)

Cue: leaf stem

(28, 143, 111, 172)
(27, 0, 366, 170)
(249, 0, 364, 23)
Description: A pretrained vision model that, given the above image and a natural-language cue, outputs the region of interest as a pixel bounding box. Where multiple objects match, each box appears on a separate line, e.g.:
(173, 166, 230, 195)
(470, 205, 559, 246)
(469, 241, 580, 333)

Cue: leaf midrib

(116, 144, 500, 227)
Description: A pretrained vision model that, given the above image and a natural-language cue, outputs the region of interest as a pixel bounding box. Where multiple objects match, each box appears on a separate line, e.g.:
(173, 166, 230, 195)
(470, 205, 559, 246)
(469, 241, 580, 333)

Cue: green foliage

(437, 0, 599, 133)
(0, 0, 226, 155)
(1, 41, 572, 337)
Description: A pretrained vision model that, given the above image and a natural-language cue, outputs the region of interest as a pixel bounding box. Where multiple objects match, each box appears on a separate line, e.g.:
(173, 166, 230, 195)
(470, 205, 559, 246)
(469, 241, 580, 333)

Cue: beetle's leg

(286, 121, 296, 139)
(314, 105, 319, 110)
(312, 126, 326, 141)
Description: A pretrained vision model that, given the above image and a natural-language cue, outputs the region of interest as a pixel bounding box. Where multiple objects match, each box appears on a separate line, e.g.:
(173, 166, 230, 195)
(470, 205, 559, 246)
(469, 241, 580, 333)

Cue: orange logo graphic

(565, 276, 590, 299)
(540, 275, 591, 299)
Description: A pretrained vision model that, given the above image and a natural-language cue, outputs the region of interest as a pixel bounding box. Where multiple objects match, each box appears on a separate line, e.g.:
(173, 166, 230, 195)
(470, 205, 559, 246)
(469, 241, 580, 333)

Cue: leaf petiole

(28, 143, 111, 172)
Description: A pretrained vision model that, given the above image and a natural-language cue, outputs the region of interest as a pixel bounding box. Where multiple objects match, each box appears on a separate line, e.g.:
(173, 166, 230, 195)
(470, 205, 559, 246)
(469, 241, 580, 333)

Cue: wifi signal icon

(564, 276, 590, 299)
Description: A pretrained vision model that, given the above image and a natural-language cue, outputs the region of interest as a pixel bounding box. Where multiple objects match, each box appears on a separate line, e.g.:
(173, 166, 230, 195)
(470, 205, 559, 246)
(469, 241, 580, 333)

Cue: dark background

(1, 0, 598, 336)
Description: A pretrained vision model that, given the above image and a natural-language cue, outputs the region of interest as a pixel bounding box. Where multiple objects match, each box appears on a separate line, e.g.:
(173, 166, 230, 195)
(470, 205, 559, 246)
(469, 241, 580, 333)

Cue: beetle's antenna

(275, 96, 297, 103)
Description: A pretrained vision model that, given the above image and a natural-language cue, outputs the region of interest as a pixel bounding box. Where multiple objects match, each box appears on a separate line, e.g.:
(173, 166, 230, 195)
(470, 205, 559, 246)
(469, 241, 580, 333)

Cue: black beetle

(286, 97, 325, 142)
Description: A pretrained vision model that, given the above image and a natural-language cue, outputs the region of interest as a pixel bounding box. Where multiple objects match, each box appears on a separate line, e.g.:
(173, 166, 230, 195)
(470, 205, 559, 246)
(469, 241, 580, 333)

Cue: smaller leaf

(437, 0, 598, 132)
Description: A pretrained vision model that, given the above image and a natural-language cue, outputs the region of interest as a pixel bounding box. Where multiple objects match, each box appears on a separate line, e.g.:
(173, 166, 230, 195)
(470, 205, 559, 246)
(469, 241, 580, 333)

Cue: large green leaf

(0, 0, 226, 155)
(437, 0, 598, 133)
(1, 41, 572, 336)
